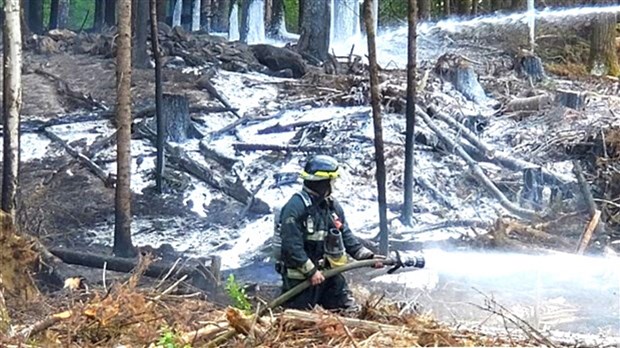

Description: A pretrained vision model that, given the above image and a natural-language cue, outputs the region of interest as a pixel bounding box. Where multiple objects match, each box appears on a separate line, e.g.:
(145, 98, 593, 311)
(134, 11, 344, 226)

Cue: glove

(353, 247, 375, 260)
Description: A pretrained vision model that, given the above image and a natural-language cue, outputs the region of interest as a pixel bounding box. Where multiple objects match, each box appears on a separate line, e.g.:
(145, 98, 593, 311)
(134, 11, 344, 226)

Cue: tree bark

(472, 0, 478, 15)
(105, 0, 116, 25)
(443, 0, 450, 16)
(588, 0, 619, 76)
(114, 0, 136, 258)
(402, 0, 417, 227)
(2, 0, 22, 222)
(417, 0, 430, 21)
(363, 0, 389, 255)
(134, 0, 150, 68)
(297, 0, 330, 62)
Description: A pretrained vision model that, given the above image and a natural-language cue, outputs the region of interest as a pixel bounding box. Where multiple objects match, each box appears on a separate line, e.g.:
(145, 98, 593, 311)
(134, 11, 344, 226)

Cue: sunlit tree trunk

(589, 1, 619, 76)
(403, 0, 417, 227)
(363, 0, 389, 255)
(2, 0, 22, 222)
(114, 0, 136, 258)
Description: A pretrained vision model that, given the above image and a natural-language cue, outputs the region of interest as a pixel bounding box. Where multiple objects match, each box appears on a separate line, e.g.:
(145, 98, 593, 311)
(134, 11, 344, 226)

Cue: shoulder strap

(295, 190, 313, 208)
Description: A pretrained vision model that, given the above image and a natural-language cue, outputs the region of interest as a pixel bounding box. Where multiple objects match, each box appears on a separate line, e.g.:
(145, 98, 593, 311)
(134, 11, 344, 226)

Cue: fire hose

(207, 250, 425, 347)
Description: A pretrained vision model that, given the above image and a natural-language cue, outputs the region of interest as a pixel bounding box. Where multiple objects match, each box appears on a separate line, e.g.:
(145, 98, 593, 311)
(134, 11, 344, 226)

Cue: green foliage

(156, 326, 190, 348)
(284, 0, 300, 33)
(225, 274, 252, 313)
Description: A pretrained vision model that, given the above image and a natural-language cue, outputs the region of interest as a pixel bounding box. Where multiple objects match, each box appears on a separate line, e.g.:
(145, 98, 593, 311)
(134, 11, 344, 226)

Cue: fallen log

(12, 310, 73, 340)
(233, 143, 333, 153)
(210, 113, 279, 138)
(199, 142, 240, 171)
(42, 128, 115, 187)
(34, 68, 108, 111)
(417, 107, 540, 220)
(180, 322, 229, 345)
(504, 94, 552, 112)
(415, 175, 457, 209)
(427, 105, 574, 186)
(47, 247, 220, 291)
(196, 74, 241, 118)
(257, 111, 368, 135)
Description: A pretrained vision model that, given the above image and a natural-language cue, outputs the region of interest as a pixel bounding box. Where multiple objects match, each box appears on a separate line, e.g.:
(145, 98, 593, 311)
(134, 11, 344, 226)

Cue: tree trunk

(457, 0, 471, 15)
(201, 0, 211, 31)
(472, 0, 478, 15)
(363, 0, 389, 255)
(588, 1, 619, 76)
(192, 0, 202, 31)
(105, 0, 116, 25)
(417, 0, 430, 21)
(49, 0, 59, 29)
(94, 0, 105, 30)
(2, 0, 22, 222)
(151, 0, 165, 193)
(402, 0, 417, 227)
(57, 0, 70, 29)
(298, 0, 304, 32)
(172, 0, 182, 27)
(28, 0, 43, 34)
(443, 0, 450, 16)
(297, 0, 330, 62)
(156, 0, 166, 22)
(268, 0, 284, 36)
(213, 0, 230, 31)
(134, 0, 150, 68)
(264, 0, 272, 27)
(114, 0, 136, 258)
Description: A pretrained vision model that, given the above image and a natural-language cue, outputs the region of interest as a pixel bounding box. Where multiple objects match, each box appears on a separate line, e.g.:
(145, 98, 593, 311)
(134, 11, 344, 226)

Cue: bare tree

(589, 0, 619, 76)
(2, 0, 22, 222)
(114, 0, 136, 258)
(134, 0, 150, 68)
(363, 0, 389, 255)
(201, 0, 212, 31)
(402, 0, 417, 227)
(297, 0, 330, 61)
(151, 0, 165, 193)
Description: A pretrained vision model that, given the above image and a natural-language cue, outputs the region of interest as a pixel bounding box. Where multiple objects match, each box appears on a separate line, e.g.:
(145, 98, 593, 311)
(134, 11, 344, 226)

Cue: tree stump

(161, 94, 193, 143)
(435, 54, 488, 104)
(515, 50, 546, 83)
(555, 89, 586, 110)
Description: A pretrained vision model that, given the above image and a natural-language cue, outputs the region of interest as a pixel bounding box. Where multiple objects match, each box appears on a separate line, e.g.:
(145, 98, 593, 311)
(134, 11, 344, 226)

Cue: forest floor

(1, 22, 620, 347)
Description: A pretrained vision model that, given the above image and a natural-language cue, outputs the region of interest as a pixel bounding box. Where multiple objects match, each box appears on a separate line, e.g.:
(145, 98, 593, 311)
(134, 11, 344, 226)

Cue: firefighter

(278, 155, 378, 311)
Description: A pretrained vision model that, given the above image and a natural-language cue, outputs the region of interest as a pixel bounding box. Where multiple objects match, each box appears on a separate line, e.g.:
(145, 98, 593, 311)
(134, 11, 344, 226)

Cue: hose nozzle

(387, 250, 425, 274)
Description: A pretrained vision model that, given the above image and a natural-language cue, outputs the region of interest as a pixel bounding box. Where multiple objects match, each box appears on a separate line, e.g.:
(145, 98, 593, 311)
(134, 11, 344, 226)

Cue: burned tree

(151, 0, 165, 193)
(212, 0, 230, 32)
(402, 0, 417, 227)
(297, 0, 330, 62)
(588, 0, 619, 76)
(2, 0, 22, 222)
(114, 0, 136, 258)
(363, 0, 389, 255)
